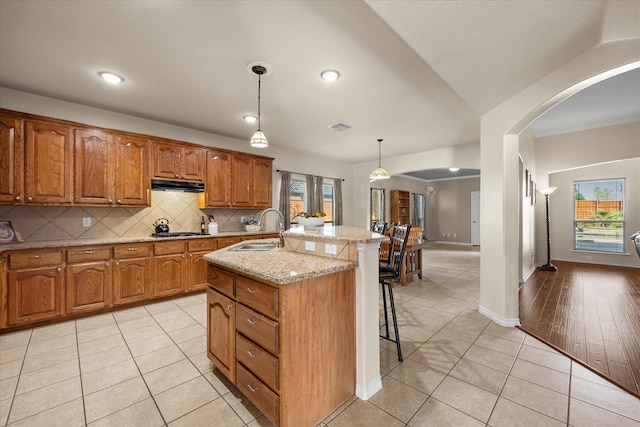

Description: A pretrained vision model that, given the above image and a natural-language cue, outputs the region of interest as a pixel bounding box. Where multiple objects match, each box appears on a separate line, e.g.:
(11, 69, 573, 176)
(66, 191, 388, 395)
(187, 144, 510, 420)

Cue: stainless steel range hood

(151, 179, 204, 193)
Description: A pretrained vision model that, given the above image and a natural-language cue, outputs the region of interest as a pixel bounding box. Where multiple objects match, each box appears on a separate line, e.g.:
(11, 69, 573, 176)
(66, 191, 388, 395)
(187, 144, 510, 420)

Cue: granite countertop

(203, 239, 357, 285)
(0, 230, 278, 253)
(284, 225, 388, 244)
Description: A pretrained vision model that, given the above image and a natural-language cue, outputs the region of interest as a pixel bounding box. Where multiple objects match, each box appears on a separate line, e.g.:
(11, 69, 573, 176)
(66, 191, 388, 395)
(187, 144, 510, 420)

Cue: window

(574, 179, 625, 253)
(288, 174, 335, 224)
(370, 188, 385, 227)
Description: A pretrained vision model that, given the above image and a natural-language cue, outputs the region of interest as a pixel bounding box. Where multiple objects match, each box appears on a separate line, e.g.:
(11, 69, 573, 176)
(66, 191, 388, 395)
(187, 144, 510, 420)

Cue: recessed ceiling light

(243, 115, 257, 124)
(98, 72, 123, 84)
(321, 70, 340, 82)
(449, 167, 460, 172)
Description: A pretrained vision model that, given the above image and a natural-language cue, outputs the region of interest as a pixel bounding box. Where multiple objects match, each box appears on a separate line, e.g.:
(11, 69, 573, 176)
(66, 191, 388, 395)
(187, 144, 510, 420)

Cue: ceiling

(0, 1, 637, 171)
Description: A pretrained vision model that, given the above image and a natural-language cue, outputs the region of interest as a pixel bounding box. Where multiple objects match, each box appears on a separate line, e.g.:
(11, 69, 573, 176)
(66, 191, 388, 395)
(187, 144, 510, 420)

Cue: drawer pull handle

(246, 349, 256, 358)
(84, 251, 95, 254)
(31, 255, 42, 259)
(246, 317, 258, 325)
(246, 382, 258, 393)
(226, 304, 232, 310)
(245, 287, 257, 294)
(127, 248, 138, 251)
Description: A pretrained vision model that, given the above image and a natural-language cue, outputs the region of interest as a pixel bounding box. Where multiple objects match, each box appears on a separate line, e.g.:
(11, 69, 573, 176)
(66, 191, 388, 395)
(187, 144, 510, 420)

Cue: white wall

(0, 88, 356, 225)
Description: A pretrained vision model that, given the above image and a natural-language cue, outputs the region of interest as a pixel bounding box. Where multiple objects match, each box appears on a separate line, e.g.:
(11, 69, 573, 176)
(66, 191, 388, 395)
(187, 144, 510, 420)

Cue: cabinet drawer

(207, 266, 234, 297)
(154, 241, 186, 255)
(9, 250, 63, 269)
(216, 236, 241, 249)
(236, 334, 278, 392)
(67, 247, 111, 263)
(236, 276, 278, 318)
(236, 304, 279, 356)
(236, 364, 279, 426)
(188, 239, 216, 252)
(113, 244, 151, 259)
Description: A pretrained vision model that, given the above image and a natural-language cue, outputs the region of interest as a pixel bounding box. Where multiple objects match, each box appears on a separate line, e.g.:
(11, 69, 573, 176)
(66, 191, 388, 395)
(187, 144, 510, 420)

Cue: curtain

(314, 176, 324, 215)
(278, 171, 291, 229)
(306, 174, 315, 214)
(334, 178, 343, 225)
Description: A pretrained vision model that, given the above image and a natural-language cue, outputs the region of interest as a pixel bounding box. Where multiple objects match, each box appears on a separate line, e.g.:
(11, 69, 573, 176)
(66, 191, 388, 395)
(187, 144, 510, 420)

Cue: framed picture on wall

(531, 181, 536, 205)
(525, 169, 530, 197)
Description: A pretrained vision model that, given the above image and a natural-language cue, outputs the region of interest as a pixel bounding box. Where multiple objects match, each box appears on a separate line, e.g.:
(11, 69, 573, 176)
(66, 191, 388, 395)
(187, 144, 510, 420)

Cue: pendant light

(250, 65, 268, 148)
(369, 138, 390, 180)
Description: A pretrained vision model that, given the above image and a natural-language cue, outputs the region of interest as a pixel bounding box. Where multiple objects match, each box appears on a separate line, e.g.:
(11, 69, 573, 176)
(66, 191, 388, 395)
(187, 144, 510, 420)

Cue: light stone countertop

(0, 230, 278, 253)
(203, 239, 357, 285)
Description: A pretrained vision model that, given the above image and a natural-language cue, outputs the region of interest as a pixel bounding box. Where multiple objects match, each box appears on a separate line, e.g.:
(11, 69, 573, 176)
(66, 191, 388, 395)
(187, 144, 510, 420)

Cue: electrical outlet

(442, 233, 445, 237)
(325, 243, 337, 255)
(304, 241, 315, 251)
(83, 217, 91, 227)
(453, 233, 456, 238)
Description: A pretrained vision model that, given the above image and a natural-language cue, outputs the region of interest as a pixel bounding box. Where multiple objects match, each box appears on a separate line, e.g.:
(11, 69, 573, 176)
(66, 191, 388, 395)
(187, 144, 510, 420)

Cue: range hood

(151, 179, 204, 193)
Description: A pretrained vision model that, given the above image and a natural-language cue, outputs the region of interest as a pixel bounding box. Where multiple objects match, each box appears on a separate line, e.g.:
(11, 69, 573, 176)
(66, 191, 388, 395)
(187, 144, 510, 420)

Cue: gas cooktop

(151, 232, 204, 238)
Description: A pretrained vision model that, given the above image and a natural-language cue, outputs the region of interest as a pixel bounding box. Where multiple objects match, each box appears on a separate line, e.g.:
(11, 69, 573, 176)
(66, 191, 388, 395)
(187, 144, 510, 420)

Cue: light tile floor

(1, 244, 638, 426)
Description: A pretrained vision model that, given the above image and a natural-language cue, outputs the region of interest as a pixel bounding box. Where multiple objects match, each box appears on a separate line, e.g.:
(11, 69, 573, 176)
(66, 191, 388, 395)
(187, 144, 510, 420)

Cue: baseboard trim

(355, 377, 382, 400)
(433, 241, 473, 246)
(479, 305, 520, 327)
(520, 265, 536, 283)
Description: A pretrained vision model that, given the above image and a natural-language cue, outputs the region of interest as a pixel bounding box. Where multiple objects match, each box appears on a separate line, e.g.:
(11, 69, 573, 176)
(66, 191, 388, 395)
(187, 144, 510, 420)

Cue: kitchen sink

(229, 243, 278, 251)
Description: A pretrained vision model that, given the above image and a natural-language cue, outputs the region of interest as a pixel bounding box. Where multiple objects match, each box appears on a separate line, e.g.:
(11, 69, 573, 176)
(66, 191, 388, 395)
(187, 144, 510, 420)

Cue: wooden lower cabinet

(65, 246, 112, 314)
(207, 265, 355, 427)
(113, 243, 152, 305)
(6, 249, 64, 326)
(153, 241, 186, 297)
(187, 239, 217, 292)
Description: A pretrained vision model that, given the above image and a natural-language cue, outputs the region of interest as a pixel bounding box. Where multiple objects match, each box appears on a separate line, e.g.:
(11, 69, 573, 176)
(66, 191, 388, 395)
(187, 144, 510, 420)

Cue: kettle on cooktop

(154, 218, 169, 234)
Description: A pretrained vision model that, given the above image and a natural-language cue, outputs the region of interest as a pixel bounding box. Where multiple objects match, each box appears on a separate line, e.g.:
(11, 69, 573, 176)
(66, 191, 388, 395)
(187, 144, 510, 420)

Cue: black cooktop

(151, 232, 204, 238)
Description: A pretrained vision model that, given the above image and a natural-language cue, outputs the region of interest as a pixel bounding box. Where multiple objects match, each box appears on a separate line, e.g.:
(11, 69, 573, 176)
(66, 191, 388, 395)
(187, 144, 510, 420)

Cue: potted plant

(294, 211, 326, 227)
(241, 216, 261, 232)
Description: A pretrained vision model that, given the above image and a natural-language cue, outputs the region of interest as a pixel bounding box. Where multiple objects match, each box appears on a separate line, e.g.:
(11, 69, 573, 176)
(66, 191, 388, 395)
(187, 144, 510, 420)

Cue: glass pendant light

(250, 65, 268, 148)
(369, 138, 390, 180)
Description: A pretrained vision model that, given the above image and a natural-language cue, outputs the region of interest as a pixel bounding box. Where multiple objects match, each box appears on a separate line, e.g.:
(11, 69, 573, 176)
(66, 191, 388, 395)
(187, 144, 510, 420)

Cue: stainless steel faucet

(259, 208, 286, 247)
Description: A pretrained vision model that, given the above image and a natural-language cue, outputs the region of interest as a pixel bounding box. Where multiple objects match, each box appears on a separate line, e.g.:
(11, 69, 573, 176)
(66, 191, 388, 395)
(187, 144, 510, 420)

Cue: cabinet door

(66, 261, 112, 313)
(24, 120, 73, 204)
(231, 154, 252, 208)
(114, 134, 150, 206)
(8, 266, 64, 325)
(207, 288, 236, 382)
(0, 115, 23, 204)
(153, 254, 185, 297)
(153, 141, 181, 179)
(113, 258, 152, 305)
(74, 128, 113, 204)
(251, 157, 272, 208)
(181, 147, 204, 182)
(186, 250, 209, 292)
(206, 149, 231, 207)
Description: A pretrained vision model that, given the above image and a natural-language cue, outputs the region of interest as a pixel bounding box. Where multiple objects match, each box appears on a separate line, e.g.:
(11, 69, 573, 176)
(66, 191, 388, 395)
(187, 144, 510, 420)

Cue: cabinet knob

(182, 254, 186, 259)
(56, 267, 62, 272)
(115, 261, 120, 266)
(108, 199, 113, 203)
(226, 304, 232, 310)
(27, 196, 33, 201)
(15, 196, 21, 201)
(246, 382, 258, 393)
(175, 174, 179, 178)
(117, 199, 122, 204)
(105, 262, 110, 267)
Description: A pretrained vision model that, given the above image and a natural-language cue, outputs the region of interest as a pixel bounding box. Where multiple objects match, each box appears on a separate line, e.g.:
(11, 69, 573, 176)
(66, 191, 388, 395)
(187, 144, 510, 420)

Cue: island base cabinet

(207, 288, 236, 382)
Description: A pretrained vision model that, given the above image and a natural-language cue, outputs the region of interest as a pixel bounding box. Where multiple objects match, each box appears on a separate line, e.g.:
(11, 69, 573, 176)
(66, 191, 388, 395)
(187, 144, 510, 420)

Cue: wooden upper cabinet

(252, 157, 273, 209)
(0, 114, 23, 204)
(74, 130, 149, 206)
(231, 154, 253, 208)
(206, 149, 232, 207)
(153, 141, 204, 182)
(24, 120, 73, 204)
(114, 134, 150, 206)
(74, 128, 113, 205)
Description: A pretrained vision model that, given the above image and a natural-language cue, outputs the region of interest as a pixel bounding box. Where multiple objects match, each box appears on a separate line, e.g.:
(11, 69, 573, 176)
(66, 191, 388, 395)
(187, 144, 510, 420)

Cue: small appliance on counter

(154, 218, 170, 234)
(208, 215, 218, 234)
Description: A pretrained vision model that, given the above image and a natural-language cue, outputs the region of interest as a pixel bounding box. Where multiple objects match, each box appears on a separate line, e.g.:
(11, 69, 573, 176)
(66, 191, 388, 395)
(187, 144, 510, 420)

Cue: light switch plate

(325, 243, 337, 255)
(304, 241, 315, 251)
(83, 217, 91, 227)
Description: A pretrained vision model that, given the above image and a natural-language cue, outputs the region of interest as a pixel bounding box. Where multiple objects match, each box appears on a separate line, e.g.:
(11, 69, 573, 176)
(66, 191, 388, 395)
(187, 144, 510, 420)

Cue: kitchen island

(204, 226, 386, 426)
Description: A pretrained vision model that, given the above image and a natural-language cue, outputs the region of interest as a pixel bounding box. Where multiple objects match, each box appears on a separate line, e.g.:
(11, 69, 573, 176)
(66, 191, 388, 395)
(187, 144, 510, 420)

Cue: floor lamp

(538, 187, 558, 271)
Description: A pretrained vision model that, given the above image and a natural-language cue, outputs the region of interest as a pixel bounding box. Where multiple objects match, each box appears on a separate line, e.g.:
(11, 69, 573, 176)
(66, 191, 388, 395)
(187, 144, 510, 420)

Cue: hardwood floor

(519, 260, 640, 398)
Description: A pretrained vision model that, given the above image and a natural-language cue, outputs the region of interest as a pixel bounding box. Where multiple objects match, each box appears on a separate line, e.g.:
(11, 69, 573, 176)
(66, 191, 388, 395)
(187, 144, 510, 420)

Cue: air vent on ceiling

(329, 122, 351, 132)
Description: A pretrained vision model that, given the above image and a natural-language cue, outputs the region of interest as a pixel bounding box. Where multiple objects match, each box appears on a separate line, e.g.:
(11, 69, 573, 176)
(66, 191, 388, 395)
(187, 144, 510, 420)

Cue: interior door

(471, 191, 480, 246)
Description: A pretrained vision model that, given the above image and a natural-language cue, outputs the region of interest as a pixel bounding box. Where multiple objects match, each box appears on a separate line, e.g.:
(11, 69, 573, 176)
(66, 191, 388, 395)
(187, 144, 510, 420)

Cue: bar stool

(379, 224, 411, 361)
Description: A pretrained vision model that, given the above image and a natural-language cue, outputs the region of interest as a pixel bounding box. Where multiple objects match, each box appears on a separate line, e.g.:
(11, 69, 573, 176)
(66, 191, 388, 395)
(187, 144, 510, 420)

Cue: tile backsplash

(0, 192, 263, 242)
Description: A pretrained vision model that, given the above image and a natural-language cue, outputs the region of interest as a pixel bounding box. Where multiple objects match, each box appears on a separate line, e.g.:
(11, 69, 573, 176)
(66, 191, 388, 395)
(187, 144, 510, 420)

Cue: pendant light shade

(250, 65, 268, 148)
(369, 139, 390, 180)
